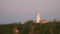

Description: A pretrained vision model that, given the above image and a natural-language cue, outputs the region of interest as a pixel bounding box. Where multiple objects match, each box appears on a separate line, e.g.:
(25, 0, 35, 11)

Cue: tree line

(0, 20, 60, 34)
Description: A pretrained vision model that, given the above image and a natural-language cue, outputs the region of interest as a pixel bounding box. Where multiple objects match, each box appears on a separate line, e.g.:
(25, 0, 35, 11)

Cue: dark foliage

(0, 21, 60, 34)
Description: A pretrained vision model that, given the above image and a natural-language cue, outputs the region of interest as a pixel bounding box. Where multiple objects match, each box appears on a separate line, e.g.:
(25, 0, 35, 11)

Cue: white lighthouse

(36, 10, 40, 23)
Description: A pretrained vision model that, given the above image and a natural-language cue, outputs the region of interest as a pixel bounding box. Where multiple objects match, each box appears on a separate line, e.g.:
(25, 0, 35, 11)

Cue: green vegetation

(0, 20, 60, 34)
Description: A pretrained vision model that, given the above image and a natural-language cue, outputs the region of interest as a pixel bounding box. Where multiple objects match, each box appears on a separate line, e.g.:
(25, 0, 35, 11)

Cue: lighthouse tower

(36, 10, 40, 23)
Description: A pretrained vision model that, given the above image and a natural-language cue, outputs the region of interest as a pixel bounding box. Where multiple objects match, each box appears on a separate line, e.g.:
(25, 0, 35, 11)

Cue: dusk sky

(0, 0, 60, 24)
